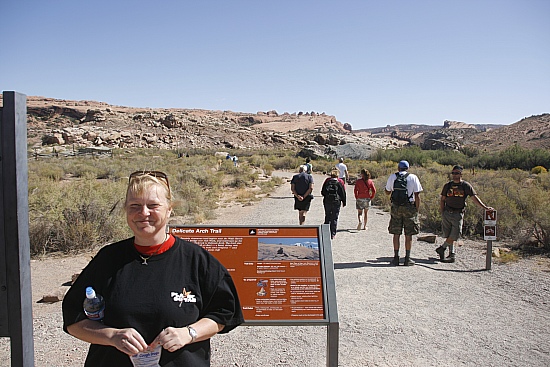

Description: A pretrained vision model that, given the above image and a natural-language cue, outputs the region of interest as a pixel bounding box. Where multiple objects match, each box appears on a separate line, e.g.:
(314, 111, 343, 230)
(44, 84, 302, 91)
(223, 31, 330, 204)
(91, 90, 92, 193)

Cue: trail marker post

(483, 209, 497, 270)
(1, 91, 35, 366)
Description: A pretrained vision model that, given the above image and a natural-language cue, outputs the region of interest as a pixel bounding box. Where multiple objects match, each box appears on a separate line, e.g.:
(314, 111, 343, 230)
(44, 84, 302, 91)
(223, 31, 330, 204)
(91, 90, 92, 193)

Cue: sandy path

(207, 171, 550, 366)
(1, 171, 549, 366)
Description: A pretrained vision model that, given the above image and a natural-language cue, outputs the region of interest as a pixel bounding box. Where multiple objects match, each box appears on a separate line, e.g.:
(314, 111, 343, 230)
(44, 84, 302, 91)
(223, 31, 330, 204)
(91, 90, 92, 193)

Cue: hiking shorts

(441, 210, 464, 240)
(388, 204, 419, 236)
(294, 195, 312, 211)
(356, 198, 371, 210)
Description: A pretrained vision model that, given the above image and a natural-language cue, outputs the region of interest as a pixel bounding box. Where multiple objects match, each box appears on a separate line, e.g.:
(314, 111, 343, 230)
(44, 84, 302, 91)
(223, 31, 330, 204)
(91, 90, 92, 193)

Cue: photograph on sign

(484, 209, 497, 225)
(484, 225, 497, 240)
(169, 226, 328, 323)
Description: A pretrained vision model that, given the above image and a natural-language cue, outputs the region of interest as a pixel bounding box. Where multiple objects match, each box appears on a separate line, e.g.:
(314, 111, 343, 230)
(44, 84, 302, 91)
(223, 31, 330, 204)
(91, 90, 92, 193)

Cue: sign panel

(484, 225, 497, 241)
(169, 226, 327, 322)
(484, 209, 497, 226)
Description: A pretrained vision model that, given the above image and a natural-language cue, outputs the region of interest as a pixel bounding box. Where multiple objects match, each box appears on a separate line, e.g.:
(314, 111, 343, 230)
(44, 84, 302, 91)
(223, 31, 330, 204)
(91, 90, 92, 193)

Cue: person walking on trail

(321, 169, 346, 239)
(290, 165, 314, 225)
(335, 158, 349, 187)
(304, 157, 313, 174)
(384, 160, 423, 266)
(354, 168, 376, 230)
(436, 165, 494, 263)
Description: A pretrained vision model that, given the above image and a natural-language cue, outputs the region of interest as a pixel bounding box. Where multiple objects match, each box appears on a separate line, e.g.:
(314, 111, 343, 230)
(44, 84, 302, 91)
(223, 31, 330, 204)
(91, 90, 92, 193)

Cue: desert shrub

(262, 163, 274, 176)
(270, 155, 302, 170)
(517, 185, 550, 251)
(257, 176, 285, 194)
(28, 177, 128, 255)
(247, 154, 270, 168)
(531, 165, 548, 174)
(233, 188, 258, 202)
(28, 149, 282, 256)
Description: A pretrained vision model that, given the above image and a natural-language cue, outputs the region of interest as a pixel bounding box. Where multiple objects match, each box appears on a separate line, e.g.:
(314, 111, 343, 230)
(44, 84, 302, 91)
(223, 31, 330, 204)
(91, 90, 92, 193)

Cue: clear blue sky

(1, 0, 548, 129)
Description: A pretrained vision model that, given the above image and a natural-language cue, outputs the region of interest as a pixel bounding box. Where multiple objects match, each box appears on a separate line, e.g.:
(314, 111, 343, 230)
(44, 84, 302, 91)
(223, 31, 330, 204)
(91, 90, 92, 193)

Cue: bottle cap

(86, 286, 96, 299)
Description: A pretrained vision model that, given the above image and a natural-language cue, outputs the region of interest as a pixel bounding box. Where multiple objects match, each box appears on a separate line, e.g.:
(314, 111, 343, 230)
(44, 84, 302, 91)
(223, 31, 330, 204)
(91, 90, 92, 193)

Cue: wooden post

(486, 240, 493, 270)
(0, 91, 35, 366)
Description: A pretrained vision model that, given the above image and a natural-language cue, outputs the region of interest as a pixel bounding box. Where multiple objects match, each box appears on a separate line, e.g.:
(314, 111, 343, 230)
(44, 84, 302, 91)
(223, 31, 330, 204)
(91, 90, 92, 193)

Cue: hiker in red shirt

(354, 169, 377, 231)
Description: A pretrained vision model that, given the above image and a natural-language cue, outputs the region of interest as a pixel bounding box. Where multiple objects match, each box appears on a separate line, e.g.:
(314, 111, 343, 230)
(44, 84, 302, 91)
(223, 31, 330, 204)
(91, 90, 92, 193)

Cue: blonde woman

(63, 171, 243, 366)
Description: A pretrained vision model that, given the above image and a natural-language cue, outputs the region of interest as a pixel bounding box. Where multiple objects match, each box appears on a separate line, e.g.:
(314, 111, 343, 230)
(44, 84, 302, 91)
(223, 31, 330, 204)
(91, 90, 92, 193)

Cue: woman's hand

(113, 328, 149, 356)
(153, 327, 192, 353)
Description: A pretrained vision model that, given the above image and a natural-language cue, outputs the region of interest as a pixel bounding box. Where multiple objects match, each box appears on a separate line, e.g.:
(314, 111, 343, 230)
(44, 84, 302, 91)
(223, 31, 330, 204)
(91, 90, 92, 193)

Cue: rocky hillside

(1, 95, 548, 157)
(1, 95, 406, 160)
(469, 114, 550, 151)
(357, 116, 550, 152)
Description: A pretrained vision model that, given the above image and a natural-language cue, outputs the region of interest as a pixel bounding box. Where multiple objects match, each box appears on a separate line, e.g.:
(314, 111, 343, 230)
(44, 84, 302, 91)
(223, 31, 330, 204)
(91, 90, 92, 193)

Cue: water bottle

(83, 286, 105, 321)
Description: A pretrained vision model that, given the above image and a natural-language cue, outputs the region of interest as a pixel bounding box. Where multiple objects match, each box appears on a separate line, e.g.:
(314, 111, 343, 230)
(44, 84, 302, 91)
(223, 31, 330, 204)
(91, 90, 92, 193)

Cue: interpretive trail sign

(169, 224, 339, 366)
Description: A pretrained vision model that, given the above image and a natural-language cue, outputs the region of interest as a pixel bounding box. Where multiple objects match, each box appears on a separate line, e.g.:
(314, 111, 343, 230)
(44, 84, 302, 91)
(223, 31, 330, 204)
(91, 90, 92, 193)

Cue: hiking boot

(435, 246, 446, 261)
(404, 257, 415, 266)
(443, 253, 456, 263)
(391, 256, 400, 266)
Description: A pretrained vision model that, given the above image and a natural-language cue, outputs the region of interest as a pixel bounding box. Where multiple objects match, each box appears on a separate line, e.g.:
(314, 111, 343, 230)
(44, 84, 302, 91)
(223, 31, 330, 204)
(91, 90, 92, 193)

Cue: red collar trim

(134, 235, 175, 256)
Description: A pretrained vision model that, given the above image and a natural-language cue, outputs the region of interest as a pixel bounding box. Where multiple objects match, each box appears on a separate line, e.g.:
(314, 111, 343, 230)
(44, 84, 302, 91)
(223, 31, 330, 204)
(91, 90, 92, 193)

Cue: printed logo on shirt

(171, 288, 196, 307)
(447, 184, 465, 198)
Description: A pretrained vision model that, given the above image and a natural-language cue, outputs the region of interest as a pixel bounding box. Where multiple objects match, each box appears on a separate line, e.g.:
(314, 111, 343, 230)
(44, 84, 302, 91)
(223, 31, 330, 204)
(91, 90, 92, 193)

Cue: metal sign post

(483, 209, 497, 270)
(1, 91, 35, 366)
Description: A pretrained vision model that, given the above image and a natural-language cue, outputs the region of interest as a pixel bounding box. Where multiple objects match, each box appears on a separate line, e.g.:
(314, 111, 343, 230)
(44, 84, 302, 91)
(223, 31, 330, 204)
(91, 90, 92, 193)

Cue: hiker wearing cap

(435, 165, 494, 263)
(384, 160, 423, 266)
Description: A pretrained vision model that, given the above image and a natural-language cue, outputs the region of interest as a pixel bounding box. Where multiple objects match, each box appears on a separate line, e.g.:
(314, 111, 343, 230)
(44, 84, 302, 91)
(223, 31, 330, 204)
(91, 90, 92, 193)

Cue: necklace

(138, 233, 169, 265)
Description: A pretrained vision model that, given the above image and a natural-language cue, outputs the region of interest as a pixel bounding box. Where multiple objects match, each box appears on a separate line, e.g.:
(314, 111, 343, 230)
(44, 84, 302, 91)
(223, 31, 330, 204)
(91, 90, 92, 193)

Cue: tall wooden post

(0, 91, 35, 366)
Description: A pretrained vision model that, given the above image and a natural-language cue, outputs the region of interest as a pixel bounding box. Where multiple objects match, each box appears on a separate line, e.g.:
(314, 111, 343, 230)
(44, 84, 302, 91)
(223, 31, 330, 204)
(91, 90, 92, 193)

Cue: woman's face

(125, 184, 172, 242)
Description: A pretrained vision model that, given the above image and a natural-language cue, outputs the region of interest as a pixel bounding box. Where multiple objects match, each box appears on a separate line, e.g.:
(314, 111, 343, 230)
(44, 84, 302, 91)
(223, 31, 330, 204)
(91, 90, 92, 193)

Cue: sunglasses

(451, 172, 462, 175)
(129, 171, 170, 190)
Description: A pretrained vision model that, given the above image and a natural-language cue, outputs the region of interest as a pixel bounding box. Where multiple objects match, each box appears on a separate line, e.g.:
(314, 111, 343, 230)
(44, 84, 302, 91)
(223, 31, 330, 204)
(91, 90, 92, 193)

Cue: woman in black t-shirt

(62, 171, 244, 366)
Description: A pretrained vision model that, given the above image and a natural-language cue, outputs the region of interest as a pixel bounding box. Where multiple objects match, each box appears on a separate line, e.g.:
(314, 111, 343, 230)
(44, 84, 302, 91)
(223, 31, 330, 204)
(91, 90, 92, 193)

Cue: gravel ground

(1, 171, 549, 366)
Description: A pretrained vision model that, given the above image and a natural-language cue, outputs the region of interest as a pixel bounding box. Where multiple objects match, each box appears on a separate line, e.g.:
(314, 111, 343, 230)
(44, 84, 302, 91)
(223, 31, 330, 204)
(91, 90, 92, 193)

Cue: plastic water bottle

(83, 286, 105, 321)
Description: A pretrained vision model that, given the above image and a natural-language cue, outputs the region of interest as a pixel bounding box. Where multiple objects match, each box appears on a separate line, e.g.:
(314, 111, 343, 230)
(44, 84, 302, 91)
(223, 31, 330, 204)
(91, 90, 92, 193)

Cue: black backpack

(391, 172, 412, 205)
(325, 180, 340, 203)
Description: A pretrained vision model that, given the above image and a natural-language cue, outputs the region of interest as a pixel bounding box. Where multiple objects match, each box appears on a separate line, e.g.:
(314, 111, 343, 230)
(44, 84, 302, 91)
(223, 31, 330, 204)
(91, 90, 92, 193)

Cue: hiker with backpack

(384, 160, 423, 266)
(304, 157, 313, 174)
(354, 168, 377, 230)
(435, 165, 494, 263)
(321, 169, 347, 239)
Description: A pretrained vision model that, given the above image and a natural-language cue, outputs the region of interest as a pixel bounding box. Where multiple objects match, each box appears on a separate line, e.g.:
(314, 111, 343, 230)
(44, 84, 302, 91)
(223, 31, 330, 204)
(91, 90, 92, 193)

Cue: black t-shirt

(290, 172, 314, 196)
(441, 180, 477, 210)
(62, 236, 244, 366)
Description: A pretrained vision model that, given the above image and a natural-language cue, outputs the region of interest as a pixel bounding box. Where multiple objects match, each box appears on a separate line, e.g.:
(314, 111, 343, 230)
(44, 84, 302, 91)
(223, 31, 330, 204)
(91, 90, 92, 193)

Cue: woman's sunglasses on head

(129, 171, 170, 190)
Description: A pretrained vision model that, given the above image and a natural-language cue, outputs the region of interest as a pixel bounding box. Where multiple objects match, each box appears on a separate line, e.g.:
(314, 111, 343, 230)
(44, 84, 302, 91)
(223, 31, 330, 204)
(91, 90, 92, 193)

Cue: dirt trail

(1, 171, 549, 366)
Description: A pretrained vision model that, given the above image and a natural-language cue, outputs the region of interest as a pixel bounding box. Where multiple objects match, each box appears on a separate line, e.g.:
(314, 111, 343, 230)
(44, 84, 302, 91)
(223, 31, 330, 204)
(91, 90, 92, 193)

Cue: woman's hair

(330, 169, 339, 178)
(360, 169, 371, 179)
(125, 173, 172, 208)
